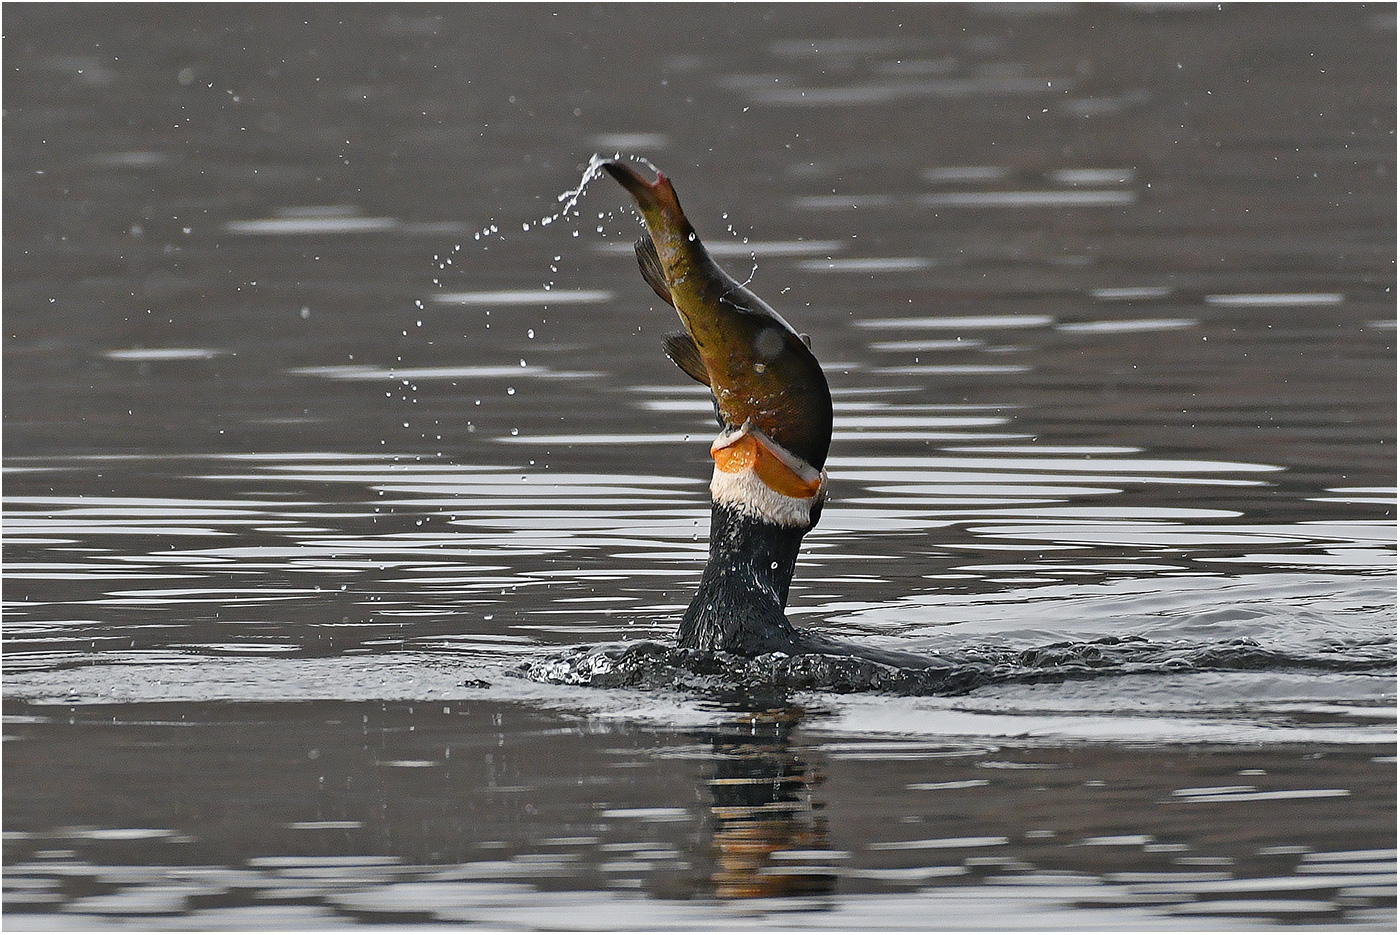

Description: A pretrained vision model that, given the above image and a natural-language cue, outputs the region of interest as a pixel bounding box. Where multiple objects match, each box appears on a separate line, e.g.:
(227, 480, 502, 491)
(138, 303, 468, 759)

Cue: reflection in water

(706, 706, 837, 899)
(2, 701, 1393, 928)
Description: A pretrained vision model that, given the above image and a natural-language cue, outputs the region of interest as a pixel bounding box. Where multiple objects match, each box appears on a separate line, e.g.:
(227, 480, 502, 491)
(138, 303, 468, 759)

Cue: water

(4, 4, 1395, 929)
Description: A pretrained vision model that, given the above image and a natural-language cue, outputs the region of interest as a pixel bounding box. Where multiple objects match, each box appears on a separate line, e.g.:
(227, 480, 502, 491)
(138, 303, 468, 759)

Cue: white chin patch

(710, 463, 826, 527)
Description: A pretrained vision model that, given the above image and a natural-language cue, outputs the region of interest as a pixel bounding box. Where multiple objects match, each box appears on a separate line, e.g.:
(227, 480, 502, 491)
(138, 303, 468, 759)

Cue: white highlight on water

(798, 257, 933, 272)
(288, 364, 601, 382)
(856, 314, 1054, 330)
(225, 207, 399, 235)
(1204, 293, 1344, 307)
(1056, 319, 1198, 334)
(431, 289, 613, 306)
(919, 190, 1136, 207)
(1090, 286, 1173, 301)
(103, 348, 226, 361)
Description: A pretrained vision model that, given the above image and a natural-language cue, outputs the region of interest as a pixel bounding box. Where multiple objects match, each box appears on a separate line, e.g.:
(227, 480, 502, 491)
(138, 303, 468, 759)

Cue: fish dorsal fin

(662, 331, 711, 387)
(633, 236, 674, 308)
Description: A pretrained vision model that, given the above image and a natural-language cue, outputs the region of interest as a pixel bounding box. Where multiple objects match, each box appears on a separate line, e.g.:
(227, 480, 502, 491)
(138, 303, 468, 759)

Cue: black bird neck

(677, 502, 812, 655)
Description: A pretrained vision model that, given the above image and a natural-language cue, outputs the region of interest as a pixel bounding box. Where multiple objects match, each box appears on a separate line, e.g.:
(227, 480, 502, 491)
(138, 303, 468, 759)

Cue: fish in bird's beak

(602, 161, 833, 492)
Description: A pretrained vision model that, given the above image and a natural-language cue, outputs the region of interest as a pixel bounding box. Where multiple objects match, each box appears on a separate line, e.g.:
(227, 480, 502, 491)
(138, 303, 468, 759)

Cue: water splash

(459, 152, 658, 250)
(410, 154, 661, 452)
(555, 152, 641, 224)
(522, 641, 997, 695)
(521, 631, 1394, 697)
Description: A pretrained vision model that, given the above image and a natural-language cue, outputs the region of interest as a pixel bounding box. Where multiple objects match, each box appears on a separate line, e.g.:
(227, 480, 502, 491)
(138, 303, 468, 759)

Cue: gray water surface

(4, 4, 1395, 929)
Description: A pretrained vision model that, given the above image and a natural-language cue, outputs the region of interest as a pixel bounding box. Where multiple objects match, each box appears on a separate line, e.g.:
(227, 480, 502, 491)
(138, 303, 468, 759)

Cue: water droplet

(506, 386, 516, 395)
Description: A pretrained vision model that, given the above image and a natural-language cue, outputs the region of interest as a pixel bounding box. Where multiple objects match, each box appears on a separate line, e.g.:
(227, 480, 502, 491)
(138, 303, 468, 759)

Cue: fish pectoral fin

(633, 236, 675, 308)
(662, 331, 712, 387)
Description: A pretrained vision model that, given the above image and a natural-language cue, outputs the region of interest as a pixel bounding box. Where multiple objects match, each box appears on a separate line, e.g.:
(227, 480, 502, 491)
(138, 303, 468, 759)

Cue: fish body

(602, 161, 832, 472)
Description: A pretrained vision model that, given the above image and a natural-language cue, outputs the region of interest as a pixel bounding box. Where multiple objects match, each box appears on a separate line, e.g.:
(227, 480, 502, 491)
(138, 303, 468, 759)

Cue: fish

(601, 160, 833, 477)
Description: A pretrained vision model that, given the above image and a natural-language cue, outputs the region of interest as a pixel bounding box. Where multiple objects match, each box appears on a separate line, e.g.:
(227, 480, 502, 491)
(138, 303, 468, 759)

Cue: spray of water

(451, 152, 658, 250)
(405, 153, 662, 454)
